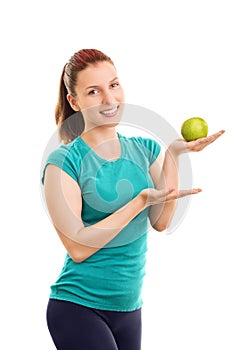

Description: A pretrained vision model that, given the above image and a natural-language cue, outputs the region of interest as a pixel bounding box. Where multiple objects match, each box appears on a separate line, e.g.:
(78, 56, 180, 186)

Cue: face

(67, 61, 125, 131)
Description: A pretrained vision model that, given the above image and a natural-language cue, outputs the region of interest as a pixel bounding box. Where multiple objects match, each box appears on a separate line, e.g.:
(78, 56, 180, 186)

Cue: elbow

(72, 256, 85, 264)
(153, 224, 168, 232)
(151, 215, 173, 232)
(70, 251, 87, 264)
(70, 246, 99, 264)
(151, 219, 169, 232)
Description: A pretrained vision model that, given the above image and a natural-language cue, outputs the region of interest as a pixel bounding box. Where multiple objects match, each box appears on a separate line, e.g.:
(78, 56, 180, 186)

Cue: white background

(1, 0, 232, 349)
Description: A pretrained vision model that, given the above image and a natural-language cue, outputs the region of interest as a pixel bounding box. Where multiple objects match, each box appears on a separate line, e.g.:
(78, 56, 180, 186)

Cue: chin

(103, 121, 121, 128)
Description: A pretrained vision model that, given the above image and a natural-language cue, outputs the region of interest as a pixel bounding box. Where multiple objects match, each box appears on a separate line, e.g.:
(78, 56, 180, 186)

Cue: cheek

(121, 89, 125, 102)
(79, 96, 102, 110)
(118, 87, 125, 102)
(82, 105, 100, 120)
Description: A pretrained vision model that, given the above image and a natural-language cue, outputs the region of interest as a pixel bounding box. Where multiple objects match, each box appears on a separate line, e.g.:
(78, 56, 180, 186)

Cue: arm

(44, 164, 196, 263)
(44, 164, 147, 263)
(148, 147, 181, 231)
(148, 130, 225, 232)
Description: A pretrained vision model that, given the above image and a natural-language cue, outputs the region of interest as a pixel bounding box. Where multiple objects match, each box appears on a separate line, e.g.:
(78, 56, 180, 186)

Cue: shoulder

(47, 138, 81, 162)
(42, 137, 83, 184)
(119, 133, 161, 163)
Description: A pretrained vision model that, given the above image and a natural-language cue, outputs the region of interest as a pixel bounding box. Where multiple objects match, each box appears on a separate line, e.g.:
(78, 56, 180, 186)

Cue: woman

(42, 49, 224, 350)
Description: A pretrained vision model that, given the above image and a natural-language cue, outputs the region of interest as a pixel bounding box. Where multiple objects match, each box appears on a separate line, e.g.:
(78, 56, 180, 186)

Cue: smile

(100, 105, 119, 117)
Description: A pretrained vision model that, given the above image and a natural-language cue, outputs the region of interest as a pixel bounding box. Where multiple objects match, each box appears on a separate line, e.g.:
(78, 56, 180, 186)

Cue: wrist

(168, 141, 184, 157)
(138, 189, 150, 209)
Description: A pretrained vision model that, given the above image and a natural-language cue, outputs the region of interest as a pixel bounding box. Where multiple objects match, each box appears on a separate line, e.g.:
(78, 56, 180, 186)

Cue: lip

(99, 105, 119, 117)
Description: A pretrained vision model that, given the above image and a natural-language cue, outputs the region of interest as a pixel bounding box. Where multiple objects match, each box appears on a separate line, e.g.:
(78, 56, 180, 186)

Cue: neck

(81, 126, 118, 146)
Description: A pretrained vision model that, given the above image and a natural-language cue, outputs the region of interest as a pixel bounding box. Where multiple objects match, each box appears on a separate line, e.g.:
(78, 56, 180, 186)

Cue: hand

(140, 187, 202, 206)
(169, 130, 225, 156)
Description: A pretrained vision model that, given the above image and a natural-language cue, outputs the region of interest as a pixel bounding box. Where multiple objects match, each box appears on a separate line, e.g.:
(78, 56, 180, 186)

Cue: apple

(181, 117, 208, 141)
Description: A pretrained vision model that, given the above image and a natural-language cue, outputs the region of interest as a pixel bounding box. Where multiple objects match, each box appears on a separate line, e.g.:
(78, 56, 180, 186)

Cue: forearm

(45, 165, 148, 259)
(76, 193, 147, 248)
(157, 146, 179, 188)
(150, 146, 179, 230)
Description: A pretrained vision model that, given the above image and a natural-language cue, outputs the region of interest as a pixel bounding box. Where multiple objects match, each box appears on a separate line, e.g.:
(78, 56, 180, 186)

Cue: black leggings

(46, 299, 142, 350)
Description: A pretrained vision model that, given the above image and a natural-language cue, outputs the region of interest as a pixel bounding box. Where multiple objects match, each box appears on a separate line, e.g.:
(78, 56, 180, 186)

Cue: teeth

(101, 107, 118, 115)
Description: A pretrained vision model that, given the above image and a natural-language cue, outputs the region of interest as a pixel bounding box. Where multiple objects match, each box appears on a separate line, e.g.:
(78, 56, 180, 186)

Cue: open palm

(170, 129, 225, 155)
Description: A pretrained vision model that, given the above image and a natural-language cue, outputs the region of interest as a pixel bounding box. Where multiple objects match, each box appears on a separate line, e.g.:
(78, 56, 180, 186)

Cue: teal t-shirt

(42, 133, 161, 311)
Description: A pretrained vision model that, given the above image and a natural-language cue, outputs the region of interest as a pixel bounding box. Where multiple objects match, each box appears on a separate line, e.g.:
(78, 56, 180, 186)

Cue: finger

(178, 188, 202, 197)
(207, 129, 225, 143)
(210, 129, 225, 137)
(166, 188, 202, 201)
(194, 130, 225, 144)
(202, 130, 225, 143)
(188, 130, 224, 151)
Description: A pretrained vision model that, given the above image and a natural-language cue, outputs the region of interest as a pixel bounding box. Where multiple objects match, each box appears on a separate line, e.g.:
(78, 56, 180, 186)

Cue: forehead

(77, 61, 117, 88)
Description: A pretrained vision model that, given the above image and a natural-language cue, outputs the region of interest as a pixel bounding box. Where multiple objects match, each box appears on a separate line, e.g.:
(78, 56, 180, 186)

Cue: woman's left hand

(169, 130, 225, 156)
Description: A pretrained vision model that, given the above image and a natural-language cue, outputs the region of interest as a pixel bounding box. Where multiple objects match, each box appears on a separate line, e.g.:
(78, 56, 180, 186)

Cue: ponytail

(55, 65, 85, 144)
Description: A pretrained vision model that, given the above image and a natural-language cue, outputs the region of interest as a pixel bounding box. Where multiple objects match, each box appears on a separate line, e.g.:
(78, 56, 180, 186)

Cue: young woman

(42, 49, 224, 350)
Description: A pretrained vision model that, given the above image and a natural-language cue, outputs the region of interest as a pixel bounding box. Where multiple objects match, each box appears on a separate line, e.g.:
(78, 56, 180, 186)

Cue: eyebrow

(85, 77, 119, 90)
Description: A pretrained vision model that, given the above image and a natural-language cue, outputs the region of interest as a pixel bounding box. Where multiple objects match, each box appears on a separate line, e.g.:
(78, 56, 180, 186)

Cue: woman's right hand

(140, 187, 202, 206)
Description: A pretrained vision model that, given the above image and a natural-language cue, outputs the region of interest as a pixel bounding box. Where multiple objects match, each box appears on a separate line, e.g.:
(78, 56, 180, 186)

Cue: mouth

(99, 105, 120, 118)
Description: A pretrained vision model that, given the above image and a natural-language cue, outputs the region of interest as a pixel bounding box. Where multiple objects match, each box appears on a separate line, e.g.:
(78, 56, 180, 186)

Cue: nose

(102, 89, 116, 105)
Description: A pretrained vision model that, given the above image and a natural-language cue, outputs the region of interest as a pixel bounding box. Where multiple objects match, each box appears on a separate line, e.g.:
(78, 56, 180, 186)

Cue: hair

(55, 49, 115, 144)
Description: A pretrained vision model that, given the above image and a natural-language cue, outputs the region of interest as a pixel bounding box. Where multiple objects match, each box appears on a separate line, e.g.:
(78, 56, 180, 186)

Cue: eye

(111, 82, 119, 88)
(88, 89, 99, 95)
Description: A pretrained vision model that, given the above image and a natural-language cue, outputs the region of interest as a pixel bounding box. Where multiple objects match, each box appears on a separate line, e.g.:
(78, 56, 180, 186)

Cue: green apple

(181, 117, 208, 141)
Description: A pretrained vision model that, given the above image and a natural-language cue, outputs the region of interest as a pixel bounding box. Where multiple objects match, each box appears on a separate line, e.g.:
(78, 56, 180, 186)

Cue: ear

(67, 94, 80, 111)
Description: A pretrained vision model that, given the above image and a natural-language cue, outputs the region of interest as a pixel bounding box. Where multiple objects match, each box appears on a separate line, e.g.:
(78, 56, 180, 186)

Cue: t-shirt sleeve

(41, 144, 80, 184)
(137, 137, 161, 166)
